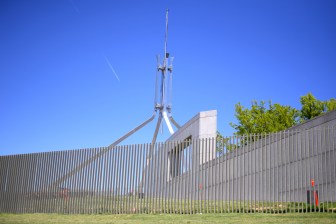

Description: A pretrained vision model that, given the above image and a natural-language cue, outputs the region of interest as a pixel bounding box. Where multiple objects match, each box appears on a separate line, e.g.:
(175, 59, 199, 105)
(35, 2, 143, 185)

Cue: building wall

(158, 110, 336, 202)
(166, 110, 217, 170)
(151, 110, 217, 196)
(167, 110, 217, 141)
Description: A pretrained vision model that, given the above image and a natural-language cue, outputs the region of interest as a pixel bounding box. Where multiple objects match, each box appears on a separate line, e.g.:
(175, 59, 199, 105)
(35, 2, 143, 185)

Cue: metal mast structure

(107, 9, 179, 149)
(49, 9, 179, 189)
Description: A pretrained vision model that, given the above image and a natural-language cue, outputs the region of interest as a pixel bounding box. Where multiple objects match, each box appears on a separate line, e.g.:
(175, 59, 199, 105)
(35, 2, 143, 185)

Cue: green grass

(3, 195, 336, 214)
(0, 213, 335, 224)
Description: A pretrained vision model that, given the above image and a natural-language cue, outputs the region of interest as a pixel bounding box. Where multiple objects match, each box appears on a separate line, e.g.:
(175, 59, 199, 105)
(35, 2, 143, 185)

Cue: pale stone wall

(166, 110, 217, 142)
(159, 110, 336, 202)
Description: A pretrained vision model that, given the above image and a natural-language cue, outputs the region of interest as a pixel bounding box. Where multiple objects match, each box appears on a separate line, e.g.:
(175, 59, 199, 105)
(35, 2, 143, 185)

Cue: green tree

(221, 93, 335, 152)
(216, 131, 236, 153)
(300, 93, 325, 121)
(230, 101, 299, 136)
(300, 93, 336, 121)
(325, 98, 336, 112)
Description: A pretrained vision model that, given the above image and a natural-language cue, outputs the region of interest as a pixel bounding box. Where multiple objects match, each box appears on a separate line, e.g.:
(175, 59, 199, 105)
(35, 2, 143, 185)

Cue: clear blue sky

(1, 0, 335, 155)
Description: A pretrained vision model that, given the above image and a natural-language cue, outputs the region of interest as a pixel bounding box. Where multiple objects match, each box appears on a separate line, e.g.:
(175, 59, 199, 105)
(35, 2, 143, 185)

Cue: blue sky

(1, 0, 335, 155)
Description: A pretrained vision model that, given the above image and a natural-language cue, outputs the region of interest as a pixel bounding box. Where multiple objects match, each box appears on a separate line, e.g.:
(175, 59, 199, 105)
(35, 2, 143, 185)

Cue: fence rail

(0, 127, 335, 214)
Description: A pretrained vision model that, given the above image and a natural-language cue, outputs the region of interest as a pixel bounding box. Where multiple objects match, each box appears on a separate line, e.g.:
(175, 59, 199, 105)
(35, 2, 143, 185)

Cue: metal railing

(0, 127, 335, 214)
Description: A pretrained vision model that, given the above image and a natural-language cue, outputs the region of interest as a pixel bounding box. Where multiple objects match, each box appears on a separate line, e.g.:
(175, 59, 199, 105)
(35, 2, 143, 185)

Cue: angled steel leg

(138, 112, 163, 192)
(48, 112, 156, 189)
(138, 112, 180, 194)
(109, 112, 156, 148)
(151, 113, 163, 148)
(169, 115, 181, 129)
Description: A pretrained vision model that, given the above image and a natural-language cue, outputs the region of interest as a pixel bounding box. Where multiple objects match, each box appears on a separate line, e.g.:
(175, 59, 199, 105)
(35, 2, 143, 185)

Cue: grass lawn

(0, 213, 335, 224)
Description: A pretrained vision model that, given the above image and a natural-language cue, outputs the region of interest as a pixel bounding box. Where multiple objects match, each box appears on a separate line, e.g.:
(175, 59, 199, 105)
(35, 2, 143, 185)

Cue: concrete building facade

(157, 110, 336, 202)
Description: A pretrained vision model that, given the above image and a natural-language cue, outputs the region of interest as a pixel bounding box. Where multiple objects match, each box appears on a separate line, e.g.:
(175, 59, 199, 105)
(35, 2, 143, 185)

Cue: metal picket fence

(0, 127, 335, 214)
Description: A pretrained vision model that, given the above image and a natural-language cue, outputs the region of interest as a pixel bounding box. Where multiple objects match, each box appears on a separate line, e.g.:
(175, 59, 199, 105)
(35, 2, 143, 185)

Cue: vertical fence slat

(52, 151, 59, 213)
(120, 145, 125, 214)
(49, 151, 62, 213)
(193, 139, 197, 214)
(70, 149, 77, 214)
(4, 156, 10, 213)
(167, 141, 171, 214)
(324, 127, 328, 212)
(57, 151, 63, 214)
(78, 149, 85, 214)
(137, 144, 144, 213)
(177, 141, 181, 214)
(34, 153, 41, 213)
(46, 151, 53, 213)
(21, 153, 29, 213)
(163, 142, 167, 214)
(319, 129, 323, 213)
(133, 144, 138, 214)
(242, 135, 246, 213)
(148, 143, 153, 214)
(0, 156, 6, 212)
(11, 155, 19, 213)
(28, 153, 36, 213)
(183, 141, 187, 214)
(40, 151, 46, 214)
(207, 138, 211, 213)
(155, 143, 159, 214)
(136, 144, 141, 214)
(18, 154, 26, 213)
(300, 130, 304, 213)
(12, 154, 19, 213)
(129, 145, 133, 214)
(68, 150, 74, 214)
(15, 154, 23, 213)
(293, 131, 296, 213)
(329, 127, 332, 213)
(122, 145, 126, 214)
(111, 146, 117, 214)
(190, 139, 194, 214)
(306, 130, 310, 212)
(91, 148, 97, 214)
(116, 146, 122, 214)
(139, 144, 145, 214)
(305, 129, 309, 212)
(124, 146, 129, 214)
(49, 151, 55, 213)
(227, 137, 231, 213)
(274, 133, 281, 213)
(143, 143, 148, 214)
(160, 143, 168, 213)
(68, 150, 78, 214)
(312, 130, 316, 212)
(176, 140, 179, 214)
(199, 139, 202, 213)
(261, 134, 264, 213)
(88, 148, 94, 214)
(65, 150, 71, 214)
(267, 134, 270, 214)
(83, 149, 89, 214)
(1, 126, 336, 215)
(333, 126, 336, 214)
(285, 131, 288, 212)
(157, 143, 162, 213)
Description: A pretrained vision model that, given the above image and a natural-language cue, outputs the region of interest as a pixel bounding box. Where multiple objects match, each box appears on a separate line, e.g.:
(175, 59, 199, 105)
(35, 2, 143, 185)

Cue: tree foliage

(300, 93, 325, 121)
(229, 101, 299, 136)
(229, 93, 335, 136)
(300, 93, 336, 121)
(216, 131, 236, 153)
(218, 93, 335, 153)
(326, 99, 336, 111)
